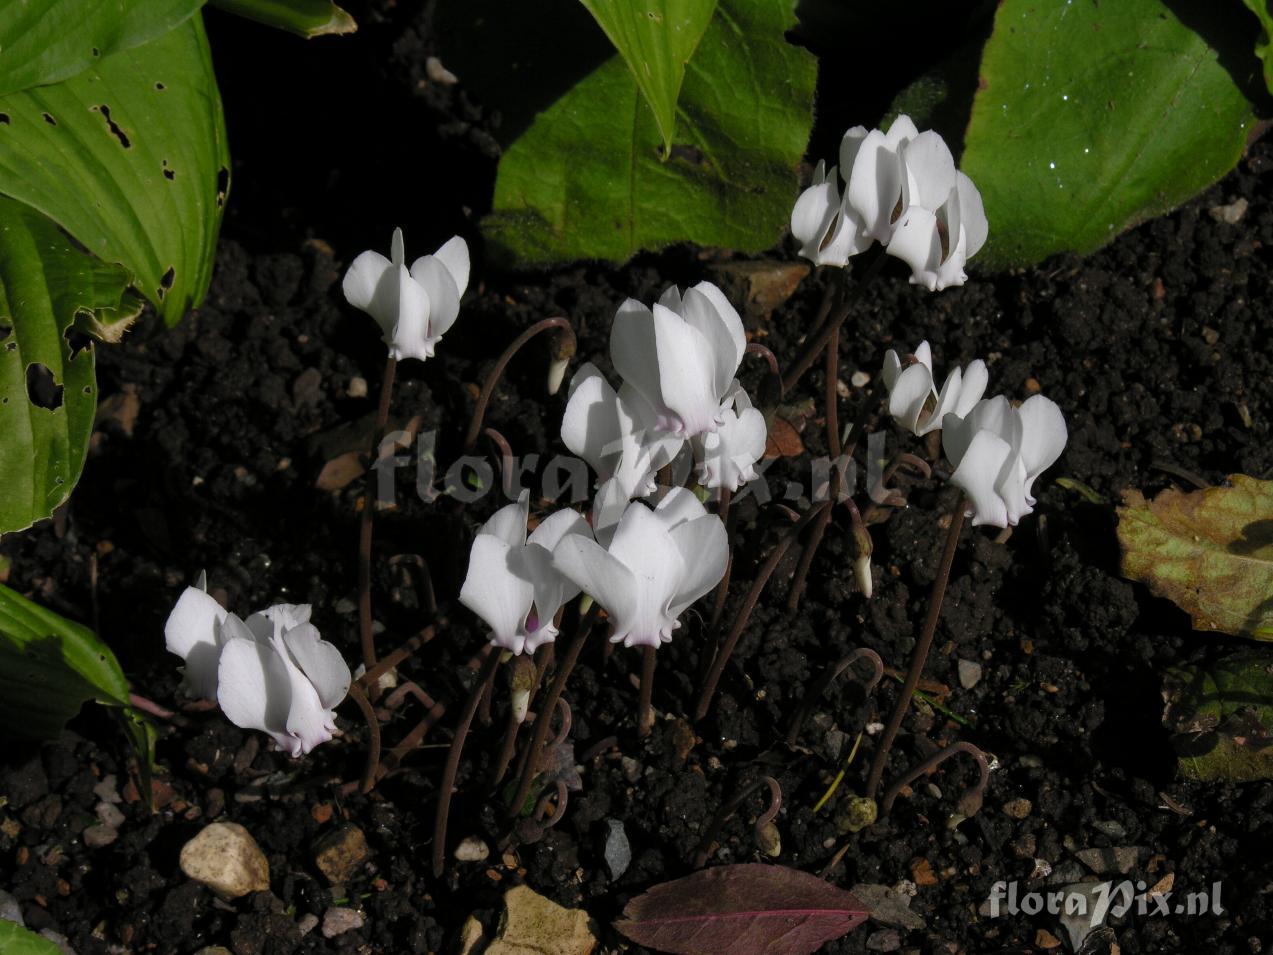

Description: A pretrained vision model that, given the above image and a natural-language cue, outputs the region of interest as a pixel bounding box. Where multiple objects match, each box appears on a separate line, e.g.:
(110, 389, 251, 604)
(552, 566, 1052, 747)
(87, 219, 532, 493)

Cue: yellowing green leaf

(1118, 475, 1273, 638)
(1163, 649, 1273, 782)
(578, 0, 717, 153)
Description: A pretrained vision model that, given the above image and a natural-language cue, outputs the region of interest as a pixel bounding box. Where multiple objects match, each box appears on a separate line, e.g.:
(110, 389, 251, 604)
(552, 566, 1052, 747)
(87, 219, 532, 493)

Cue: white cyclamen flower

(342, 227, 470, 362)
(845, 114, 919, 244)
(561, 362, 684, 500)
(694, 382, 767, 491)
(790, 152, 872, 266)
(881, 341, 988, 436)
(885, 132, 987, 291)
(610, 282, 746, 439)
(941, 394, 1068, 528)
(165, 583, 351, 757)
(553, 487, 728, 649)
(460, 491, 589, 655)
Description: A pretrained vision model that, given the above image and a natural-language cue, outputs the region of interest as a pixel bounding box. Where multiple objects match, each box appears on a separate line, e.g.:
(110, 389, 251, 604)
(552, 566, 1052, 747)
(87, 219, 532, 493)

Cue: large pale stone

(485, 884, 596, 955)
(179, 822, 269, 899)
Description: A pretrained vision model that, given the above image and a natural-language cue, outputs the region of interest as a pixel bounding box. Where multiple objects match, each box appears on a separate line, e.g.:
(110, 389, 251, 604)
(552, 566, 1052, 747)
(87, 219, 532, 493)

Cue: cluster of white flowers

(164, 574, 352, 756)
(791, 115, 988, 291)
(881, 341, 1067, 527)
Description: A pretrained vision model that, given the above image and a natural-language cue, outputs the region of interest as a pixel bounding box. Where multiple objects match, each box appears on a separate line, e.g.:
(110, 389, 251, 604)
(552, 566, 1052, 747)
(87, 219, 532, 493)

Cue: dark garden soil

(3, 3, 1273, 954)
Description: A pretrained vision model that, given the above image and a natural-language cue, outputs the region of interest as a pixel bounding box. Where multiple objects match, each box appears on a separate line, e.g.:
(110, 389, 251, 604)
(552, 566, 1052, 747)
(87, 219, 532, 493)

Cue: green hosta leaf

(0, 581, 138, 739)
(0, 16, 229, 326)
(1163, 649, 1273, 782)
(1118, 475, 1273, 639)
(0, 197, 142, 535)
(210, 0, 357, 38)
(0, 0, 202, 97)
(577, 0, 717, 154)
(1243, 0, 1273, 94)
(479, 0, 815, 268)
(0, 922, 65, 955)
(960, 0, 1255, 268)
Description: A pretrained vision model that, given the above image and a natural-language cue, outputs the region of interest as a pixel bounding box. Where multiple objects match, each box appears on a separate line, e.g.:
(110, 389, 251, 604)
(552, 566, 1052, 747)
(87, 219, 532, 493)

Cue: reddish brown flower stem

(785, 648, 884, 748)
(637, 646, 657, 738)
(692, 775, 783, 868)
(463, 318, 575, 454)
(359, 355, 397, 684)
(345, 682, 381, 794)
(881, 741, 989, 817)
(864, 498, 967, 800)
(432, 648, 502, 877)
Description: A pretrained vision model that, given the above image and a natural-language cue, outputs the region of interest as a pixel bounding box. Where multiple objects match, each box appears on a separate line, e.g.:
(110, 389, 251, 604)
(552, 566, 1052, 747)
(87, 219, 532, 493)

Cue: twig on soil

(692, 775, 783, 868)
(864, 498, 968, 801)
(880, 740, 989, 818)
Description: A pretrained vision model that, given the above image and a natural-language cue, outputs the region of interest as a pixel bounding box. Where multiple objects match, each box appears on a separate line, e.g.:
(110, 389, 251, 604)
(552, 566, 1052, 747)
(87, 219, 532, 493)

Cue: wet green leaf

(0, 922, 64, 955)
(476, 0, 815, 268)
(577, 0, 717, 154)
(0, 197, 142, 535)
(961, 0, 1256, 267)
(210, 0, 357, 38)
(0, 0, 201, 96)
(0, 17, 229, 326)
(1118, 476, 1273, 639)
(1163, 649, 1273, 782)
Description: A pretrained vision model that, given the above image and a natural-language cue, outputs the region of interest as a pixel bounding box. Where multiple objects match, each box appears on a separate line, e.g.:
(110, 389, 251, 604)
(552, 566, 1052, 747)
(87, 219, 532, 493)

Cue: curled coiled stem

(785, 648, 885, 748)
(692, 775, 783, 868)
(881, 741, 990, 818)
(869, 452, 933, 508)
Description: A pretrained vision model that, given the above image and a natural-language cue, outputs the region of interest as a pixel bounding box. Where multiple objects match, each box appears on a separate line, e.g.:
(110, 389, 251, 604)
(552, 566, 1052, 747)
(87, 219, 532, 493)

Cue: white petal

(791, 176, 842, 264)
(409, 255, 461, 341)
(590, 476, 631, 548)
(995, 453, 1032, 526)
(697, 405, 767, 491)
(282, 624, 351, 711)
(388, 266, 435, 362)
(552, 532, 639, 638)
(460, 535, 533, 652)
(886, 207, 943, 291)
(881, 349, 902, 391)
(667, 514, 729, 618)
(390, 227, 405, 267)
(956, 171, 988, 258)
(687, 282, 746, 386)
(619, 383, 685, 486)
(258, 603, 311, 633)
(271, 633, 336, 755)
(606, 503, 683, 647)
(524, 508, 590, 630)
(481, 492, 530, 549)
(165, 586, 228, 701)
(819, 193, 873, 265)
(432, 235, 470, 296)
(949, 430, 1013, 528)
(651, 303, 721, 437)
(217, 635, 297, 755)
(900, 131, 957, 212)
(915, 340, 933, 371)
(342, 250, 393, 315)
(562, 364, 621, 475)
(838, 126, 869, 180)
(610, 299, 667, 419)
(651, 485, 709, 530)
(1015, 394, 1067, 498)
(847, 129, 905, 242)
(953, 359, 989, 417)
(943, 395, 1010, 466)
(884, 114, 919, 148)
(657, 284, 683, 312)
(888, 361, 935, 435)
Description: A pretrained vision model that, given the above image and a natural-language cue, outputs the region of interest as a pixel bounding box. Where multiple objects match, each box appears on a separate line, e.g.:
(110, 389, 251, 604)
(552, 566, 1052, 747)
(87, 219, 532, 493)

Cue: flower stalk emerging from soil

(880, 740, 990, 818)
(786, 647, 884, 748)
(692, 774, 783, 868)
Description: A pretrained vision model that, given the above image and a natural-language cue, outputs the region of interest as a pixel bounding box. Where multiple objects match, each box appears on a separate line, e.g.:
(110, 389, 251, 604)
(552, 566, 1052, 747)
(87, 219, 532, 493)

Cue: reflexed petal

(881, 349, 902, 391)
(915, 340, 933, 371)
(995, 453, 1032, 526)
(686, 281, 746, 388)
(460, 535, 533, 651)
(838, 126, 869, 180)
(432, 235, 470, 296)
(388, 266, 434, 362)
(258, 603, 311, 633)
(791, 176, 842, 263)
(282, 625, 351, 710)
(342, 250, 392, 314)
(272, 634, 336, 755)
(606, 504, 683, 647)
(933, 229, 968, 291)
(410, 255, 461, 341)
(657, 284, 683, 312)
(924, 366, 965, 434)
(847, 129, 904, 243)
(954, 360, 989, 417)
(482, 491, 530, 549)
(667, 514, 728, 618)
(390, 227, 405, 267)
(651, 485, 708, 530)
(1016, 394, 1067, 496)
(943, 395, 1010, 466)
(956, 172, 988, 257)
(884, 114, 919, 149)
(590, 476, 630, 548)
(900, 131, 957, 212)
(949, 430, 1013, 528)
(610, 299, 666, 417)
(619, 384, 684, 486)
(561, 364, 622, 475)
(887, 361, 935, 434)
(650, 304, 721, 436)
(165, 586, 228, 700)
(552, 532, 640, 639)
(524, 508, 589, 629)
(818, 194, 873, 265)
(698, 405, 767, 490)
(886, 207, 943, 291)
(217, 635, 295, 755)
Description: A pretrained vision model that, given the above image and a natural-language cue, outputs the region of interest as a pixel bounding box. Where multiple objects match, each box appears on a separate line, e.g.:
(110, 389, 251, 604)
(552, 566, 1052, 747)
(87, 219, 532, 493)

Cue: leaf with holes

(0, 0, 203, 97)
(1118, 475, 1273, 638)
(209, 0, 357, 38)
(1163, 648, 1273, 782)
(0, 196, 143, 535)
(960, 0, 1256, 268)
(578, 0, 718, 154)
(472, 0, 814, 268)
(615, 863, 869, 955)
(0, 580, 154, 767)
(0, 921, 65, 955)
(0, 16, 229, 325)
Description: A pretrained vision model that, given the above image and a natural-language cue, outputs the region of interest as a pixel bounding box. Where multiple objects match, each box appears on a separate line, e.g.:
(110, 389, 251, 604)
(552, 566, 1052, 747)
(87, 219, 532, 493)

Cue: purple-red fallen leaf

(615, 863, 869, 955)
